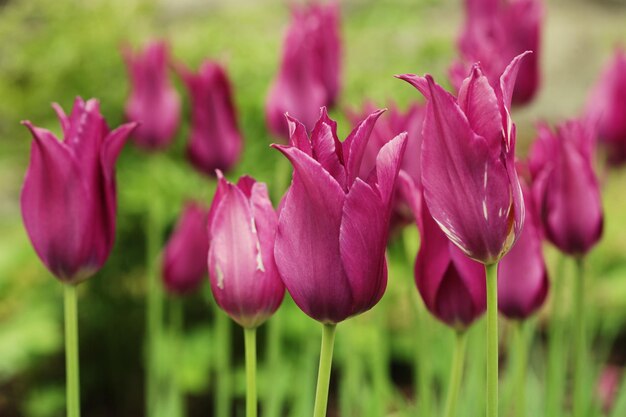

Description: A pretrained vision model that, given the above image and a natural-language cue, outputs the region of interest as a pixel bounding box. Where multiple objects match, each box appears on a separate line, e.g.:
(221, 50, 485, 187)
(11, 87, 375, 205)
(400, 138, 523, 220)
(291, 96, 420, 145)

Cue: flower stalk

(313, 323, 337, 417)
(486, 263, 499, 417)
(64, 284, 81, 417)
(443, 330, 468, 417)
(573, 257, 587, 417)
(513, 322, 528, 417)
(244, 327, 258, 417)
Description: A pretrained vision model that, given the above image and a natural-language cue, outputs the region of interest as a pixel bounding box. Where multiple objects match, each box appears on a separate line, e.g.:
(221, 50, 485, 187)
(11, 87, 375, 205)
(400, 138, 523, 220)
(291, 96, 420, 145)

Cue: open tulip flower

(122, 40, 180, 150)
(585, 48, 626, 166)
(266, 1, 342, 139)
(178, 61, 243, 176)
(452, 0, 543, 105)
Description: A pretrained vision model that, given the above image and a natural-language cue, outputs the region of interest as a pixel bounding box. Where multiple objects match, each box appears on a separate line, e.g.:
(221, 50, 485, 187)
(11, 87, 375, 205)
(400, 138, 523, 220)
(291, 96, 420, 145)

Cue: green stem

(64, 284, 81, 417)
(244, 327, 257, 417)
(413, 292, 432, 416)
(214, 310, 232, 417)
(443, 331, 468, 417)
(545, 255, 567, 417)
(264, 315, 284, 417)
(486, 263, 499, 417)
(169, 298, 184, 417)
(513, 322, 527, 417)
(573, 257, 586, 417)
(313, 323, 337, 417)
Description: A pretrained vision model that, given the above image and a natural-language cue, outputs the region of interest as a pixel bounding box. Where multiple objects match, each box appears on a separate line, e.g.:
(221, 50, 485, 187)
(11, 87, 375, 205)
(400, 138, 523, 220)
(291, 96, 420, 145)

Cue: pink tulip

(585, 48, 626, 166)
(122, 40, 181, 150)
(452, 0, 543, 105)
(595, 365, 622, 414)
(21, 98, 137, 283)
(272, 108, 407, 324)
(162, 203, 209, 295)
(178, 61, 243, 176)
(266, 1, 342, 139)
(208, 172, 284, 328)
(529, 119, 603, 256)
(397, 53, 528, 264)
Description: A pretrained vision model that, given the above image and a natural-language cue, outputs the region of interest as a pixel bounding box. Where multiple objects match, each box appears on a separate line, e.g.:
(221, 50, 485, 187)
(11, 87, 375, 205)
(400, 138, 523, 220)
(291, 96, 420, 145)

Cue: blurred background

(1, 0, 626, 416)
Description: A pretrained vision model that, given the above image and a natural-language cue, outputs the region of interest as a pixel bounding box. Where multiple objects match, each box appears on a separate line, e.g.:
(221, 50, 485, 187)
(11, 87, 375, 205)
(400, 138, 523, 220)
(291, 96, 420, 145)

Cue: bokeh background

(1, 0, 626, 416)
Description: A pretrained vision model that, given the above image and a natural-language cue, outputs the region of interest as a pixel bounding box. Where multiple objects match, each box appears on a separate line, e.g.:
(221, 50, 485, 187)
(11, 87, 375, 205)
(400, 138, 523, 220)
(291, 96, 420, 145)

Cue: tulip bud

(178, 61, 243, 176)
(21, 98, 137, 284)
(585, 48, 626, 166)
(272, 108, 407, 324)
(208, 172, 284, 328)
(529, 119, 603, 256)
(162, 203, 209, 295)
(498, 181, 549, 319)
(397, 53, 528, 265)
(122, 40, 181, 150)
(453, 0, 543, 105)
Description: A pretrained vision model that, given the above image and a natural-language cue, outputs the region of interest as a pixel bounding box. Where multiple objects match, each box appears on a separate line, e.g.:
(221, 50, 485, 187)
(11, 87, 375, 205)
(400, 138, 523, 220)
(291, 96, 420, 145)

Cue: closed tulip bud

(312, 1, 342, 107)
(397, 53, 528, 265)
(178, 61, 243, 176)
(21, 98, 137, 284)
(585, 48, 626, 166)
(208, 172, 284, 328)
(529, 119, 603, 256)
(272, 108, 407, 324)
(122, 40, 181, 150)
(498, 181, 549, 319)
(453, 0, 542, 105)
(162, 203, 209, 295)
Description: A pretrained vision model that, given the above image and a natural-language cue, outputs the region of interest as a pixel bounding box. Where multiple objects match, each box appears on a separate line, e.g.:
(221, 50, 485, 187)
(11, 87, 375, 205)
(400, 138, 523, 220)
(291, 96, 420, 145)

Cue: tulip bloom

(585, 48, 626, 165)
(266, 1, 342, 139)
(453, 0, 543, 105)
(162, 203, 209, 295)
(122, 40, 181, 150)
(529, 119, 603, 257)
(497, 181, 548, 319)
(21, 97, 137, 284)
(178, 61, 243, 176)
(397, 53, 527, 265)
(208, 172, 284, 329)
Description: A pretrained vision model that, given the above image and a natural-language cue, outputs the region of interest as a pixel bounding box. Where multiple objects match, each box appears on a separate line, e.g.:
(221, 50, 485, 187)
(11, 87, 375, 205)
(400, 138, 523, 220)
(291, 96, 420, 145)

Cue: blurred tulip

(595, 365, 622, 414)
(585, 48, 626, 166)
(162, 203, 209, 295)
(272, 109, 406, 324)
(178, 61, 243, 176)
(122, 40, 181, 150)
(266, 1, 342, 139)
(453, 0, 543, 105)
(397, 53, 528, 265)
(529, 119, 603, 256)
(21, 97, 137, 283)
(208, 172, 284, 328)
(498, 180, 549, 319)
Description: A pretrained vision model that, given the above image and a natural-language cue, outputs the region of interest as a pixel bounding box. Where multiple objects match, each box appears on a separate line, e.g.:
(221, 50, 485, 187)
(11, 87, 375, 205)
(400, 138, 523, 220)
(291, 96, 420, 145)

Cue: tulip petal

(498, 51, 532, 115)
(310, 108, 346, 184)
(395, 74, 431, 100)
(344, 109, 385, 186)
(286, 114, 313, 156)
(370, 133, 407, 206)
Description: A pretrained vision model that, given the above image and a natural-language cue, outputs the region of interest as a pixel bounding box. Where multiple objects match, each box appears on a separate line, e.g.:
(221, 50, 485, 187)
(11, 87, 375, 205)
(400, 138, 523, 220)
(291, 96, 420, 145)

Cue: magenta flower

(529, 119, 603, 257)
(397, 53, 528, 265)
(178, 61, 243, 176)
(208, 172, 284, 328)
(21, 98, 137, 283)
(585, 48, 626, 166)
(452, 0, 543, 105)
(122, 40, 181, 150)
(272, 109, 407, 324)
(162, 203, 209, 295)
(498, 180, 548, 319)
(266, 1, 342, 139)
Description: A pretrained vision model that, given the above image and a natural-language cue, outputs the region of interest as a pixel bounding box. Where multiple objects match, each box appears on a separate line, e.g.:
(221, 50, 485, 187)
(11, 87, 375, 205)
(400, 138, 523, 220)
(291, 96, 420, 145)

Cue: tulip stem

(443, 330, 468, 417)
(513, 322, 527, 417)
(486, 263, 499, 417)
(545, 255, 567, 417)
(64, 284, 81, 417)
(244, 327, 257, 417)
(313, 323, 337, 417)
(573, 257, 587, 417)
(215, 309, 232, 417)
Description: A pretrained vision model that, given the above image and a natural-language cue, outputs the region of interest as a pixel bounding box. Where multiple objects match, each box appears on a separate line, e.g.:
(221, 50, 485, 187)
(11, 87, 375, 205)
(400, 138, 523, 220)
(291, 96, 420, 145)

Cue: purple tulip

(585, 48, 626, 166)
(162, 203, 209, 295)
(272, 108, 407, 324)
(398, 172, 486, 329)
(452, 0, 543, 105)
(21, 97, 137, 283)
(178, 61, 243, 176)
(529, 119, 603, 256)
(397, 53, 528, 265)
(498, 180, 548, 319)
(266, 1, 342, 139)
(122, 40, 181, 150)
(208, 172, 284, 328)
